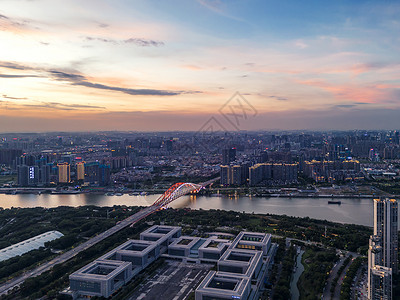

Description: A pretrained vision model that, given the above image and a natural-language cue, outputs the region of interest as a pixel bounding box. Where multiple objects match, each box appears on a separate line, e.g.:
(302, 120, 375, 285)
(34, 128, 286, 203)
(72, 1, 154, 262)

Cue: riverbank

(0, 187, 391, 199)
(0, 193, 380, 227)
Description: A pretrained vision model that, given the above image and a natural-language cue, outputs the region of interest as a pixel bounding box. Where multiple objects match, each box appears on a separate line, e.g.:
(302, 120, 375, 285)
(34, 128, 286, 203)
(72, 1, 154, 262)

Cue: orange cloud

(295, 79, 392, 103)
(181, 64, 203, 70)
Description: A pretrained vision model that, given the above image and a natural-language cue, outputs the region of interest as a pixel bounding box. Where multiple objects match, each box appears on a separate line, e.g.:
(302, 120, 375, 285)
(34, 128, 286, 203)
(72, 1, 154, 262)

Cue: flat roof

(196, 271, 250, 297)
(70, 260, 131, 280)
(199, 237, 231, 253)
(98, 239, 158, 261)
(177, 239, 193, 246)
(208, 278, 237, 290)
(141, 225, 181, 236)
(0, 230, 64, 262)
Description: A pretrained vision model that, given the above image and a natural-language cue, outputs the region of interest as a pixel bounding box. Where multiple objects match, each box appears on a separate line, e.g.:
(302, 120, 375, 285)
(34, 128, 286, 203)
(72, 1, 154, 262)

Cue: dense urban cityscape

(0, 130, 399, 299)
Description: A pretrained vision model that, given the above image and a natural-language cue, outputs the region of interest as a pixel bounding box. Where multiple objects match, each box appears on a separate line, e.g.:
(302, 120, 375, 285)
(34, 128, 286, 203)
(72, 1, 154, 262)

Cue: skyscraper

(77, 162, 85, 181)
(58, 163, 71, 183)
(373, 198, 398, 273)
(222, 148, 236, 165)
(369, 265, 392, 300)
(368, 198, 398, 300)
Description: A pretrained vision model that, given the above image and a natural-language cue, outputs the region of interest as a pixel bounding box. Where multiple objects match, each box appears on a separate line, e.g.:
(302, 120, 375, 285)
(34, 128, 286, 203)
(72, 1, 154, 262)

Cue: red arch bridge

(129, 178, 219, 227)
(0, 178, 220, 295)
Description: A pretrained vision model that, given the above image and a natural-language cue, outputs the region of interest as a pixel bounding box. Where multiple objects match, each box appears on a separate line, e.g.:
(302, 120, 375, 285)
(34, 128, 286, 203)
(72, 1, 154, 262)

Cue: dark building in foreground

(368, 198, 398, 300)
(0, 149, 22, 166)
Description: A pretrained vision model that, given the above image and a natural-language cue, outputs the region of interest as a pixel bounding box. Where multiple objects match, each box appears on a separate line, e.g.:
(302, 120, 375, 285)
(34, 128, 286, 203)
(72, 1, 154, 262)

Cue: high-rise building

(76, 162, 85, 181)
(374, 198, 398, 273)
(17, 165, 29, 186)
(220, 164, 249, 186)
(222, 148, 236, 165)
(369, 265, 392, 300)
(58, 163, 71, 183)
(249, 163, 298, 186)
(99, 164, 111, 186)
(220, 165, 230, 185)
(17, 165, 39, 186)
(368, 198, 398, 300)
(83, 162, 110, 186)
(39, 164, 51, 185)
(85, 162, 100, 185)
(0, 149, 23, 166)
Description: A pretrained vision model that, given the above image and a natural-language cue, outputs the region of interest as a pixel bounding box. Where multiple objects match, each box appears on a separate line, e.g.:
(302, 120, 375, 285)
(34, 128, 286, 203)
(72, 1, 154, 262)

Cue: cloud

(74, 81, 185, 96)
(84, 36, 164, 47)
(0, 99, 106, 111)
(181, 64, 203, 70)
(269, 95, 288, 101)
(197, 0, 246, 23)
(2, 95, 28, 100)
(49, 70, 86, 81)
(0, 61, 33, 70)
(47, 70, 191, 96)
(0, 61, 199, 96)
(295, 79, 389, 103)
(34, 102, 106, 111)
(294, 40, 308, 49)
(0, 74, 39, 78)
(334, 104, 356, 108)
(0, 12, 36, 32)
(124, 38, 164, 47)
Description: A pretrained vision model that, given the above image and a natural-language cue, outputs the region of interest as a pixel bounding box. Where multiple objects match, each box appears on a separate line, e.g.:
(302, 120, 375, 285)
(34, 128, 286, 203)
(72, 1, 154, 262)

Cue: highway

(0, 178, 219, 296)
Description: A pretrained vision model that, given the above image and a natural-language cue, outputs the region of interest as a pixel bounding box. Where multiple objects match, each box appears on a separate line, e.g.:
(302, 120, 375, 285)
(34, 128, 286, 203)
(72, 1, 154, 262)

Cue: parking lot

(127, 261, 212, 300)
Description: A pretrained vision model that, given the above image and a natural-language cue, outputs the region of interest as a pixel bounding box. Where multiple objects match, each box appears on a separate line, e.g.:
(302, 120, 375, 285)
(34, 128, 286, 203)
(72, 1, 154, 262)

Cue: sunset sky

(0, 0, 399, 132)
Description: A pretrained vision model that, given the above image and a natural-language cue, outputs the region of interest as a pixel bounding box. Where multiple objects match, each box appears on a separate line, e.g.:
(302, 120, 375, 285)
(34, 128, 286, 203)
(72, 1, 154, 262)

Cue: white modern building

(198, 237, 231, 261)
(196, 231, 273, 300)
(98, 239, 160, 276)
(196, 271, 251, 300)
(70, 225, 181, 298)
(229, 231, 271, 255)
(0, 230, 64, 262)
(69, 260, 133, 298)
(140, 225, 181, 252)
(69, 226, 275, 300)
(168, 236, 206, 258)
(218, 249, 263, 279)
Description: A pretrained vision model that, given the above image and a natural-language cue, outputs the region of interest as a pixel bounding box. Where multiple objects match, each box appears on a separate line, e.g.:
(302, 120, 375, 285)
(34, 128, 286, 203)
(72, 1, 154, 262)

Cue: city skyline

(1, 0, 400, 132)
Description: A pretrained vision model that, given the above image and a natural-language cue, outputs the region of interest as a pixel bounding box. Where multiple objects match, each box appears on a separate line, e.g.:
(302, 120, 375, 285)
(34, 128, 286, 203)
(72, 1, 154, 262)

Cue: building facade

(368, 198, 398, 300)
(57, 163, 71, 183)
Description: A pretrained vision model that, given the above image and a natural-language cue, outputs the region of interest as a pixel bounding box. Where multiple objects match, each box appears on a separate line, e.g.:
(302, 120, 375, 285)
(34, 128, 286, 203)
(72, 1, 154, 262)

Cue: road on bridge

(0, 178, 219, 296)
(0, 205, 158, 295)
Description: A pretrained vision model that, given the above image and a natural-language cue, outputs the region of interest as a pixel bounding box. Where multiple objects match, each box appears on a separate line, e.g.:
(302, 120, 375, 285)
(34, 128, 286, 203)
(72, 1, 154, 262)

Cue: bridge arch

(152, 182, 203, 208)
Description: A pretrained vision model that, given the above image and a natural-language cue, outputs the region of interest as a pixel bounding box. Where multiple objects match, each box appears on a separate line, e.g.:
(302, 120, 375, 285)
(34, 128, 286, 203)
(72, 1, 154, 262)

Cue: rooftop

(0, 230, 64, 262)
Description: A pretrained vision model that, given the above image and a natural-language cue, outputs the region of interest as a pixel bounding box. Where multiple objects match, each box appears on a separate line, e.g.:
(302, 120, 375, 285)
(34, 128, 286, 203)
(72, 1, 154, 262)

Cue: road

(351, 264, 367, 300)
(0, 179, 219, 296)
(0, 206, 157, 295)
(332, 255, 356, 300)
(322, 253, 349, 300)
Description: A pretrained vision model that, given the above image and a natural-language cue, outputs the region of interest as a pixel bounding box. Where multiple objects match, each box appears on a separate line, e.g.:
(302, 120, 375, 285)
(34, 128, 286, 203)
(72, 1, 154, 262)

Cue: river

(290, 249, 305, 300)
(0, 193, 377, 227)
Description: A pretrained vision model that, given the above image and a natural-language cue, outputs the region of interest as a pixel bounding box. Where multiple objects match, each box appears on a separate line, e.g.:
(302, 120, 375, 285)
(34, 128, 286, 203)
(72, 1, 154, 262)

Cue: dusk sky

(0, 0, 400, 132)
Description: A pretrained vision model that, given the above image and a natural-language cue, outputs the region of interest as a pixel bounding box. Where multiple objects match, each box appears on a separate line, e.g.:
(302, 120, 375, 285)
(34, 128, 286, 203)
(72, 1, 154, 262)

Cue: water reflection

(0, 193, 376, 227)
